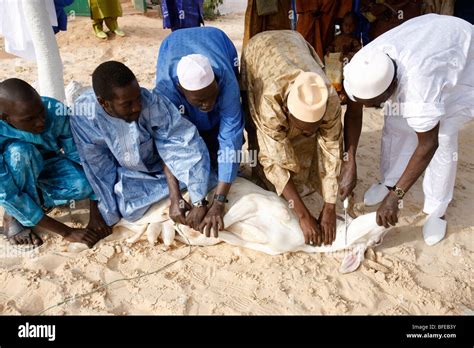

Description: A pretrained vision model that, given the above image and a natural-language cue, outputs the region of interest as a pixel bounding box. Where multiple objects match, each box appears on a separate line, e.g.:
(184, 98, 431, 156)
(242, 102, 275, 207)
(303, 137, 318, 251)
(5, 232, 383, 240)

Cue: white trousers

(380, 114, 471, 218)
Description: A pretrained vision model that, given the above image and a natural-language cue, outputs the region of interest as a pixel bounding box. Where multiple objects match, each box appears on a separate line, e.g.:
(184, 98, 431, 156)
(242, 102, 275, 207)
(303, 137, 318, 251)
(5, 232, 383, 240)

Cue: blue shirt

(161, 0, 204, 31)
(154, 26, 244, 184)
(0, 97, 80, 223)
(53, 0, 74, 34)
(70, 88, 212, 226)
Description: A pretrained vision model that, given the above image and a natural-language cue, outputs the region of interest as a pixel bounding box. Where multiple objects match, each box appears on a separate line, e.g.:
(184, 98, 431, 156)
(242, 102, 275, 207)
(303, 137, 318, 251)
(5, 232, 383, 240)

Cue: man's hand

(185, 205, 208, 230)
(299, 213, 323, 246)
(88, 201, 112, 238)
(63, 227, 102, 248)
(339, 159, 357, 201)
(376, 192, 399, 228)
(169, 197, 192, 225)
(318, 203, 336, 245)
(199, 201, 225, 238)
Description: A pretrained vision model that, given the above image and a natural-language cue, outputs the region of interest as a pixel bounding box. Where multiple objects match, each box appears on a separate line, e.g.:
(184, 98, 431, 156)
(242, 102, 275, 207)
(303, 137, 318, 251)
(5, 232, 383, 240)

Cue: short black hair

(0, 78, 38, 115)
(92, 61, 137, 100)
(0, 78, 37, 102)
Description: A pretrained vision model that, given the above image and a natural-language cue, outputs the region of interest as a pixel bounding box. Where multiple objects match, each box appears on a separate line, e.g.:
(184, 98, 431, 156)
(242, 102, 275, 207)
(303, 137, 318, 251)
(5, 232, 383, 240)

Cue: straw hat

(287, 72, 328, 123)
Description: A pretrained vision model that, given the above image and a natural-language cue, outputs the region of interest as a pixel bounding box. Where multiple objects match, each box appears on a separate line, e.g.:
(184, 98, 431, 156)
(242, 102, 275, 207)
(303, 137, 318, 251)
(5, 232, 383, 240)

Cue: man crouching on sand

(70, 61, 213, 232)
(0, 78, 111, 247)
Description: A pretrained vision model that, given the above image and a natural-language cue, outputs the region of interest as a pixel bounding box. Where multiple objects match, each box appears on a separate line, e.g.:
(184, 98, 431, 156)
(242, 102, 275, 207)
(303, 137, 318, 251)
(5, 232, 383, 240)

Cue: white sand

(0, 8, 472, 315)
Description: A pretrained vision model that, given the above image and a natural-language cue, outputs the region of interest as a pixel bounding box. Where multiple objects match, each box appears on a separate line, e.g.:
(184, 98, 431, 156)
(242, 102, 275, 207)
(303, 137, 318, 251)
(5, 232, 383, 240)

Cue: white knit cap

(176, 54, 215, 91)
(343, 49, 395, 101)
(287, 72, 328, 123)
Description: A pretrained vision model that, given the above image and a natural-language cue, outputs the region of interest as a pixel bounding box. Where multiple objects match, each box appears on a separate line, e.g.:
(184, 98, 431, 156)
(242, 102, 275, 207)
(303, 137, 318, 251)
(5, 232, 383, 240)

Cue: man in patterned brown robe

(241, 30, 343, 247)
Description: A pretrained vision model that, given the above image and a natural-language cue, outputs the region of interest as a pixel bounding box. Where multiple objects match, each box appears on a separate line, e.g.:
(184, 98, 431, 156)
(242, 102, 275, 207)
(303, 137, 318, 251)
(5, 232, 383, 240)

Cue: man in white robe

(339, 14, 474, 245)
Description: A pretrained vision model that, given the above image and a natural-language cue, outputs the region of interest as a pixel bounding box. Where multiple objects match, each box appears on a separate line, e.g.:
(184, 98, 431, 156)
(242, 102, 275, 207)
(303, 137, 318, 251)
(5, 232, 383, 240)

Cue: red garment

(296, 0, 353, 60)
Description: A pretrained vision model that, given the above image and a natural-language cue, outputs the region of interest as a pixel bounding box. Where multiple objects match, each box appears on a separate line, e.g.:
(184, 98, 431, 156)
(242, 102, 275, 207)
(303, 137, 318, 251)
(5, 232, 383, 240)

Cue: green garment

(88, 0, 123, 19)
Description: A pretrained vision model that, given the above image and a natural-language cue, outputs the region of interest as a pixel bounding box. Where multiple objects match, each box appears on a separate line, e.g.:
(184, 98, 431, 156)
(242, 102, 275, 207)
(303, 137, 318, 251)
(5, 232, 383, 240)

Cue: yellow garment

(92, 18, 118, 33)
(241, 30, 342, 204)
(88, 0, 123, 19)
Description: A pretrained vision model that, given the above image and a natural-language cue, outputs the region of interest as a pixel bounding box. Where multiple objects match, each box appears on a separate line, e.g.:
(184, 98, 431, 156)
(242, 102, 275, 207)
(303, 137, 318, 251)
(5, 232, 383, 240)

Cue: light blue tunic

(70, 88, 214, 226)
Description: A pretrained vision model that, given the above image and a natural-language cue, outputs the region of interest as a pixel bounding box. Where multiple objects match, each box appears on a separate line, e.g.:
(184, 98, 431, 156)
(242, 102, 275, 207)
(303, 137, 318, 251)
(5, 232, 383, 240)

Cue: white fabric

(176, 54, 215, 91)
(379, 113, 471, 218)
(363, 183, 389, 206)
(114, 178, 389, 274)
(0, 0, 57, 61)
(343, 50, 395, 101)
(287, 72, 328, 122)
(355, 14, 474, 132)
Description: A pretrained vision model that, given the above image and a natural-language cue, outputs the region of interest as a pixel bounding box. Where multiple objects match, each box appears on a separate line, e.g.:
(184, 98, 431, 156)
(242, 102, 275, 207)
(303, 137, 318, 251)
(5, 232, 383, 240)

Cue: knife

(343, 197, 349, 246)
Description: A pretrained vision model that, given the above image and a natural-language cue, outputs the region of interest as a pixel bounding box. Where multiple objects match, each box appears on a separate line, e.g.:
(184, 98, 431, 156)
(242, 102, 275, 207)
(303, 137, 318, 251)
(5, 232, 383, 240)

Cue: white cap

(343, 50, 395, 101)
(176, 54, 215, 91)
(287, 72, 328, 123)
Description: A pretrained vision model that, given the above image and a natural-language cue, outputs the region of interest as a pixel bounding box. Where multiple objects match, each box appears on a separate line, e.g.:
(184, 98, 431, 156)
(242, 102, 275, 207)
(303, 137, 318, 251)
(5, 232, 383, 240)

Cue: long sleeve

(314, 93, 342, 204)
(0, 152, 44, 226)
(70, 116, 121, 226)
(150, 94, 211, 203)
(54, 105, 82, 164)
(251, 93, 300, 196)
(216, 75, 245, 183)
(306, 41, 343, 204)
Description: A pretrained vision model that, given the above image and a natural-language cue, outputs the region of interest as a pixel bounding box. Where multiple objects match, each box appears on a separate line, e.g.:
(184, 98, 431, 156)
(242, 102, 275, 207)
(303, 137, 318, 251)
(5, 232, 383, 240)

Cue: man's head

(343, 50, 398, 107)
(342, 12, 358, 35)
(92, 61, 141, 123)
(0, 78, 45, 134)
(176, 54, 219, 113)
(286, 72, 328, 136)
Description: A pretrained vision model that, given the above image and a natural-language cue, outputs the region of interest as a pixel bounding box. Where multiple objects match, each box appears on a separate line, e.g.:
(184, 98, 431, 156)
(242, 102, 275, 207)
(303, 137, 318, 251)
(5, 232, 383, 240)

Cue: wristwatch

(193, 198, 209, 208)
(214, 194, 228, 204)
(390, 185, 406, 199)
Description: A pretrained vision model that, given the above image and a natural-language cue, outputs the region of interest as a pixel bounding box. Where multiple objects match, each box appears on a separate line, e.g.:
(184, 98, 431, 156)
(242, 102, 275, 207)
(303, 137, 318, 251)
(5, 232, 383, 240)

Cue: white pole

(22, 0, 66, 102)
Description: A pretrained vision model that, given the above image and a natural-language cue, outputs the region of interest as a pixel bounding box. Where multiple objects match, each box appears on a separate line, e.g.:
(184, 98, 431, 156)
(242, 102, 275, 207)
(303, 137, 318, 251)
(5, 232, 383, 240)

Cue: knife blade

(343, 197, 349, 246)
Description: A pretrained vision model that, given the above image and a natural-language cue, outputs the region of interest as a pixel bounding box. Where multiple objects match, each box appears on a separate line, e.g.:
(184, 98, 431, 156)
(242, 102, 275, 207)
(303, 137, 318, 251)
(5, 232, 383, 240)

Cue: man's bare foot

(9, 229, 43, 246)
(2, 214, 43, 246)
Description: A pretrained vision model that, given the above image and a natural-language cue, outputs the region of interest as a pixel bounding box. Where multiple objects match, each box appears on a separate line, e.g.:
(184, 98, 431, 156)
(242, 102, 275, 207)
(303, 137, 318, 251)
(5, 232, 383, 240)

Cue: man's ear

(97, 96, 108, 109)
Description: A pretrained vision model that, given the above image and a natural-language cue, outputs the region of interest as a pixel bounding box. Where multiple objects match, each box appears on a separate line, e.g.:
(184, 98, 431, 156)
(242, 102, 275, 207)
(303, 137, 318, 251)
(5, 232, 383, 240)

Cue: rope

(36, 224, 193, 315)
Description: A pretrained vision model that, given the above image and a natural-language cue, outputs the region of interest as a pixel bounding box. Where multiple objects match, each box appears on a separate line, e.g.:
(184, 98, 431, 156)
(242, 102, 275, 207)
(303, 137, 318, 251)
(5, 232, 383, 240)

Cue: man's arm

(215, 77, 245, 184)
(49, 99, 82, 164)
(163, 164, 192, 225)
(152, 95, 212, 229)
(377, 123, 440, 227)
(0, 153, 45, 227)
(339, 99, 363, 200)
(198, 77, 244, 237)
(282, 177, 324, 246)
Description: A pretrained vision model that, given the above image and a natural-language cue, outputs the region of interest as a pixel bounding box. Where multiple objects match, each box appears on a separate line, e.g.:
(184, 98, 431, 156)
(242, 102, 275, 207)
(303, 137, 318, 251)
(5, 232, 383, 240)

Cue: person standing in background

(296, 0, 353, 60)
(161, 0, 204, 31)
(243, 0, 293, 48)
(52, 0, 74, 34)
(359, 0, 422, 41)
(88, 0, 125, 39)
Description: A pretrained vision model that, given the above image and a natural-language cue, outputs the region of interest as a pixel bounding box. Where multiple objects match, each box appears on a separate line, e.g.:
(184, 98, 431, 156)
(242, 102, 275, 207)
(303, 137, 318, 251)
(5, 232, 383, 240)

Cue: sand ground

(0, 6, 472, 315)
